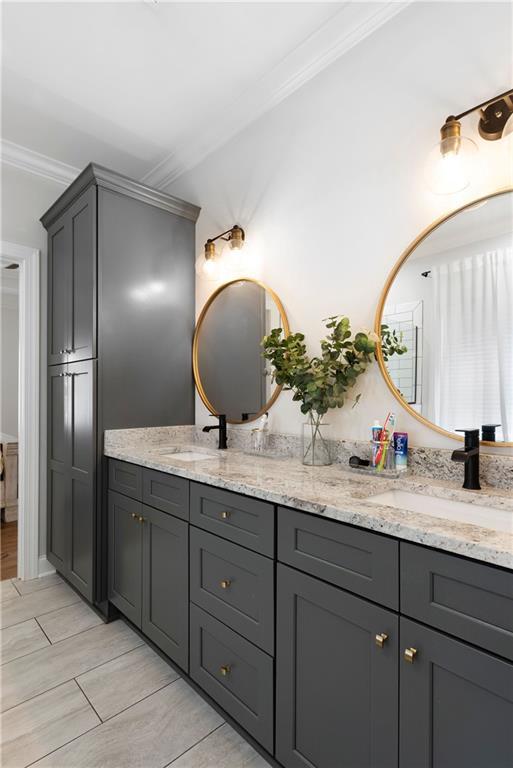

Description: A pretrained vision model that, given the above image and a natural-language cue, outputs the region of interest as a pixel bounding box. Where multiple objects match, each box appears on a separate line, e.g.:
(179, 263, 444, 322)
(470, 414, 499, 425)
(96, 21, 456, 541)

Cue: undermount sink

(366, 489, 513, 534)
(159, 450, 217, 462)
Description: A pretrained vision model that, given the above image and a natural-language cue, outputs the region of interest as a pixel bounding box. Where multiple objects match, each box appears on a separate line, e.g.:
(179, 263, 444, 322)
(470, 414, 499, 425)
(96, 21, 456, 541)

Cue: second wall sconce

(195, 224, 246, 280)
(426, 88, 513, 194)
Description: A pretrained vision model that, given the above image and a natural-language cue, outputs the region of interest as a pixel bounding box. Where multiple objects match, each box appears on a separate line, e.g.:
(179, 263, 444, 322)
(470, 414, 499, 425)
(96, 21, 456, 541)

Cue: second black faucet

(202, 414, 228, 449)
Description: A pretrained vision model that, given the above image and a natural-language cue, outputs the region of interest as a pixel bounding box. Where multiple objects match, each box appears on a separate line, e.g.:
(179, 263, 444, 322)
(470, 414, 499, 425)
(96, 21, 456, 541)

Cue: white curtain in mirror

(426, 248, 513, 440)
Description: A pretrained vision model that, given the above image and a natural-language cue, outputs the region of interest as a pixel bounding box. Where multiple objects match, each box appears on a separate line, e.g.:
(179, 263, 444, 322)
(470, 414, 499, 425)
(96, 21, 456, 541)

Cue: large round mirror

(193, 279, 289, 423)
(375, 188, 513, 445)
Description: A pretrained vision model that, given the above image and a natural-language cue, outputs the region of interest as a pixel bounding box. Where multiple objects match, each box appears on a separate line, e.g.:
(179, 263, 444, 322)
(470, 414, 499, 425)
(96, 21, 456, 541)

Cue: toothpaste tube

(393, 432, 408, 471)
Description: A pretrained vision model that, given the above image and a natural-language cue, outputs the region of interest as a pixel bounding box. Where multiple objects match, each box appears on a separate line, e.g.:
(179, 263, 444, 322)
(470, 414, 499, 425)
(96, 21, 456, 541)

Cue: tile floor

(0, 573, 271, 768)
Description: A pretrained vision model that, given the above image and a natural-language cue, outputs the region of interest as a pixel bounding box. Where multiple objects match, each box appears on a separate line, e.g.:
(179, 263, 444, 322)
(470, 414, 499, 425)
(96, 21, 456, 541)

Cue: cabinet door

(276, 564, 398, 768)
(108, 491, 143, 626)
(400, 618, 513, 768)
(68, 186, 96, 363)
(47, 365, 70, 573)
(142, 505, 189, 671)
(47, 216, 71, 365)
(47, 185, 96, 366)
(67, 360, 96, 601)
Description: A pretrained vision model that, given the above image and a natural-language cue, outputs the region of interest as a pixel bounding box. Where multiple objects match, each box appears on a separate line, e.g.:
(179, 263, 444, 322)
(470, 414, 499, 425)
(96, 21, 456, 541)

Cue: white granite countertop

(104, 428, 513, 569)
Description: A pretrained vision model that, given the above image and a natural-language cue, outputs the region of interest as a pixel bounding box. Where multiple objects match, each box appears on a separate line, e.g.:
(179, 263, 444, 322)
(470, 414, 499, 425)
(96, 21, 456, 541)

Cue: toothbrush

(376, 412, 394, 470)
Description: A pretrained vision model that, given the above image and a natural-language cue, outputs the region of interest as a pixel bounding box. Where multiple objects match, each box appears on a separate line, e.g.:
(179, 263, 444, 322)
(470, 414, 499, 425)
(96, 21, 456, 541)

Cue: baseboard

(38, 556, 56, 577)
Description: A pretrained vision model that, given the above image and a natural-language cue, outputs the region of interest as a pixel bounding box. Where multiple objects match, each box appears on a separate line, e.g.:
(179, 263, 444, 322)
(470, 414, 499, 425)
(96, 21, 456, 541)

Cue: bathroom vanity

(104, 429, 513, 768)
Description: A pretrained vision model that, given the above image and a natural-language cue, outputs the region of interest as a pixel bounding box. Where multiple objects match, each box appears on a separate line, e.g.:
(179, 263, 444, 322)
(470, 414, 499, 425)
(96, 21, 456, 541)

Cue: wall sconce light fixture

(426, 88, 513, 194)
(195, 224, 246, 279)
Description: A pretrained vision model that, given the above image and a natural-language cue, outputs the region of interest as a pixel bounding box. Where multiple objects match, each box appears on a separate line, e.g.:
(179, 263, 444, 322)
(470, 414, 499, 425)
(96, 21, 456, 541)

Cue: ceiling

(1, 1, 407, 189)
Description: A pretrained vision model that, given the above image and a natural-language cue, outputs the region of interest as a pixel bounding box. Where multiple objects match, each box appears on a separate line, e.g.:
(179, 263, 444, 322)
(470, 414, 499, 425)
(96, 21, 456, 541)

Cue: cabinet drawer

(278, 507, 399, 609)
(190, 604, 274, 753)
(401, 543, 513, 661)
(190, 483, 274, 556)
(190, 528, 274, 654)
(142, 469, 189, 520)
(108, 459, 142, 501)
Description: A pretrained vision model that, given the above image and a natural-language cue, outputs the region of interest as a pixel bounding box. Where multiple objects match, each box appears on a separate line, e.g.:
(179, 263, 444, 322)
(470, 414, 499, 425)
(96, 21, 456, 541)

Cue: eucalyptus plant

(261, 315, 407, 430)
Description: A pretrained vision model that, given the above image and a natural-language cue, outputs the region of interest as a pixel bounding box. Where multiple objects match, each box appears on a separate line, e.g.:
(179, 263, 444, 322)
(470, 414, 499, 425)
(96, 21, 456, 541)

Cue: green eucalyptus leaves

(262, 316, 406, 418)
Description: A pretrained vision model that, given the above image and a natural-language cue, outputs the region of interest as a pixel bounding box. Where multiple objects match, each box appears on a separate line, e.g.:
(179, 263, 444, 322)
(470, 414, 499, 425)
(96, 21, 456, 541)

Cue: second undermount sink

(366, 489, 513, 534)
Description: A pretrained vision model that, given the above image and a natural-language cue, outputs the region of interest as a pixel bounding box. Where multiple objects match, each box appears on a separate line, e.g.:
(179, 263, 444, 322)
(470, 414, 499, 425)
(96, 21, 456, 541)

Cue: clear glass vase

(302, 414, 332, 466)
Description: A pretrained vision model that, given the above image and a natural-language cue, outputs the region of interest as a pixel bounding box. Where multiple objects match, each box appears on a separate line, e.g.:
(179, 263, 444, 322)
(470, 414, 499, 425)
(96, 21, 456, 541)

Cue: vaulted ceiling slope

(1, 2, 408, 190)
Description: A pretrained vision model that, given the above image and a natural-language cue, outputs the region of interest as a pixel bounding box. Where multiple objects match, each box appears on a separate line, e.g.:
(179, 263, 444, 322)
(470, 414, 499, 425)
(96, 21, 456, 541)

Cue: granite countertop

(104, 427, 513, 569)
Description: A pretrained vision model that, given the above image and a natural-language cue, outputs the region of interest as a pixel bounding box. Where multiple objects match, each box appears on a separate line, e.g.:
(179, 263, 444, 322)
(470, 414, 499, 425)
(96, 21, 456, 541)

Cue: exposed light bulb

(426, 118, 479, 194)
(195, 252, 222, 281)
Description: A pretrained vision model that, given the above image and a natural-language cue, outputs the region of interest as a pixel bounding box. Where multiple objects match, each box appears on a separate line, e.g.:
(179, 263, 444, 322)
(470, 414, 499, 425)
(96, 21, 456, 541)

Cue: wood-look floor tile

(0, 619, 50, 665)
(77, 644, 179, 721)
(0, 581, 19, 603)
(12, 573, 62, 596)
(1, 620, 143, 712)
(32, 679, 224, 768)
(170, 723, 271, 768)
(0, 680, 100, 768)
(37, 601, 103, 644)
(0, 584, 80, 630)
(1, 522, 17, 581)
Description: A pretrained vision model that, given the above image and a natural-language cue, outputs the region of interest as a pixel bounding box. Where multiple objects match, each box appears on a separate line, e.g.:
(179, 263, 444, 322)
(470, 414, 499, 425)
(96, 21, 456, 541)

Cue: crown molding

(142, 1, 410, 189)
(1, 139, 80, 186)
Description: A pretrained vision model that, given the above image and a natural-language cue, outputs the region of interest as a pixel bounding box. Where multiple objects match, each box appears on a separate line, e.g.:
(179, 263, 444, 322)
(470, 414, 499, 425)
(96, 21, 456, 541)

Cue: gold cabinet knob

(404, 647, 417, 663)
(220, 579, 231, 589)
(138, 515, 145, 524)
(220, 664, 231, 676)
(220, 510, 231, 520)
(131, 512, 138, 520)
(375, 633, 388, 648)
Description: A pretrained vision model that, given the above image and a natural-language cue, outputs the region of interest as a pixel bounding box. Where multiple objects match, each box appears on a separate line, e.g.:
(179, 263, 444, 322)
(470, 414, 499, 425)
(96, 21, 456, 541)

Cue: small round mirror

(375, 188, 513, 445)
(193, 279, 289, 423)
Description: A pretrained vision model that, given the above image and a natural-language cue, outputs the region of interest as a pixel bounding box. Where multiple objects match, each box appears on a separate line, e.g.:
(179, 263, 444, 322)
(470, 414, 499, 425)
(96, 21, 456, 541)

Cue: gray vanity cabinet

(107, 467, 189, 671)
(142, 505, 189, 670)
(47, 360, 96, 601)
(275, 563, 399, 768)
(47, 185, 96, 366)
(108, 490, 143, 626)
(400, 617, 513, 768)
(43, 165, 199, 608)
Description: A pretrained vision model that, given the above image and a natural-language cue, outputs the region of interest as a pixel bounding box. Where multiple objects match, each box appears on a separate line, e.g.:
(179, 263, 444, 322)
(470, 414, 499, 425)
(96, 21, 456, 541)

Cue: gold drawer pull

(404, 647, 417, 664)
(375, 633, 388, 649)
(220, 579, 231, 589)
(220, 510, 231, 520)
(220, 664, 231, 676)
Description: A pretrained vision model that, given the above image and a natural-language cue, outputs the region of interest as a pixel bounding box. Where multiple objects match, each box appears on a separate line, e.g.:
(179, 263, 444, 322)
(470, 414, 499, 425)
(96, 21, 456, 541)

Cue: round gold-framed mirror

(375, 187, 513, 447)
(193, 278, 290, 424)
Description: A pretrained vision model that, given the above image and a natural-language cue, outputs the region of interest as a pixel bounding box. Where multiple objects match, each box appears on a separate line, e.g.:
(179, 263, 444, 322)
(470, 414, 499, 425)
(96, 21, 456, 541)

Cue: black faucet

(482, 424, 500, 442)
(451, 429, 481, 490)
(202, 414, 227, 449)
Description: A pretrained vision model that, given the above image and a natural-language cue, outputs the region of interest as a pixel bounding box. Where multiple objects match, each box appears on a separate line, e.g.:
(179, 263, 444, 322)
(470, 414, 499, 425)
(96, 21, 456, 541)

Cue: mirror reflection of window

(383, 192, 513, 443)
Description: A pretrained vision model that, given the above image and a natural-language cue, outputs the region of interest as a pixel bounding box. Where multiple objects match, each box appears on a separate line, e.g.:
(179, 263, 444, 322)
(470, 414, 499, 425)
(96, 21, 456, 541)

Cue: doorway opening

(0, 241, 41, 582)
(1, 260, 19, 578)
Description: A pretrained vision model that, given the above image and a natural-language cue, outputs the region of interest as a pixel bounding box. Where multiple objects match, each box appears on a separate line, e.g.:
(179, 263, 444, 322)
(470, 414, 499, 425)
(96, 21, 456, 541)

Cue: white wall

(0, 283, 19, 440)
(1, 163, 64, 555)
(168, 1, 513, 453)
